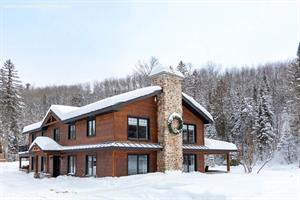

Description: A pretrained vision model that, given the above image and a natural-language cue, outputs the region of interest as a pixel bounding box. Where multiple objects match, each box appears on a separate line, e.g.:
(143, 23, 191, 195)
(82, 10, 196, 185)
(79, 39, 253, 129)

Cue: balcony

(18, 145, 29, 152)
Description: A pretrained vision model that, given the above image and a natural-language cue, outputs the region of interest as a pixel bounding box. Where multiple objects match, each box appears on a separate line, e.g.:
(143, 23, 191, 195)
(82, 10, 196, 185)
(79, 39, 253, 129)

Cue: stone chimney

(150, 66, 184, 171)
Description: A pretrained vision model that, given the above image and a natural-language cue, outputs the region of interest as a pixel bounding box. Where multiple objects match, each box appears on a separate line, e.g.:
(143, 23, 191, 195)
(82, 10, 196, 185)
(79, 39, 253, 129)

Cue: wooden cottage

(19, 66, 237, 177)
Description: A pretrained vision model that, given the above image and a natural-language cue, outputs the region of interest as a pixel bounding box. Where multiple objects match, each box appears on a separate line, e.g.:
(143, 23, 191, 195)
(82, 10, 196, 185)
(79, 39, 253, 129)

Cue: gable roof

(22, 105, 79, 134)
(29, 136, 62, 151)
(23, 86, 213, 134)
(61, 86, 162, 123)
(182, 93, 214, 124)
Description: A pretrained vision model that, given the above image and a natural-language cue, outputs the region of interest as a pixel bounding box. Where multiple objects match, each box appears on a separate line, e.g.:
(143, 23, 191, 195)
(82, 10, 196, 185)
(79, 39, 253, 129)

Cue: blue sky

(0, 0, 299, 86)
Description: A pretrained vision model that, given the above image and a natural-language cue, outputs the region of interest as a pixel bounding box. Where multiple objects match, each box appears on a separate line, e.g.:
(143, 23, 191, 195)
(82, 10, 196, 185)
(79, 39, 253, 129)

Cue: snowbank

(0, 162, 298, 200)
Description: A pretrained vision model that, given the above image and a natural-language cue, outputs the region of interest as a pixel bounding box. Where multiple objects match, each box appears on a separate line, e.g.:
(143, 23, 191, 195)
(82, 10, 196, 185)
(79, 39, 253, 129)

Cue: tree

(1, 60, 23, 161)
(277, 109, 297, 164)
(231, 97, 257, 173)
(256, 74, 276, 160)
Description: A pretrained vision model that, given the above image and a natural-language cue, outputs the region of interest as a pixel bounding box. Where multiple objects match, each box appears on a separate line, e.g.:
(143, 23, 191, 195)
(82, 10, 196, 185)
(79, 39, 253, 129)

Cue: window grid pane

(128, 155, 137, 175)
(138, 155, 148, 174)
(128, 117, 149, 140)
(128, 118, 138, 139)
(138, 119, 148, 139)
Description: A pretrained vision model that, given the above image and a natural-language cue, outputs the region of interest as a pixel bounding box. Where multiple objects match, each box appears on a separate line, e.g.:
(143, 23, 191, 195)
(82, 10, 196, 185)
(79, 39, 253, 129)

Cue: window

(128, 154, 149, 175)
(128, 117, 149, 140)
(41, 157, 45, 172)
(31, 133, 35, 142)
(183, 154, 196, 172)
(68, 156, 76, 175)
(31, 157, 34, 170)
(182, 124, 196, 144)
(87, 118, 96, 136)
(86, 155, 96, 176)
(53, 128, 60, 142)
(68, 123, 76, 140)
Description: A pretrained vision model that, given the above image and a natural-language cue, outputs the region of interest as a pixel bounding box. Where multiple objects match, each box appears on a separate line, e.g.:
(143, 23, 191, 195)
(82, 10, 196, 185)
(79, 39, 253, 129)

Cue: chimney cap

(149, 66, 184, 79)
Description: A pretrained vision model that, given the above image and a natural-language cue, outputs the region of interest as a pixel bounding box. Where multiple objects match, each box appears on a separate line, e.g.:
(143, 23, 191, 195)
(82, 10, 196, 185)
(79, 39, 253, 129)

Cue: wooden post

(46, 154, 49, 174)
(19, 157, 21, 169)
(112, 151, 116, 177)
(226, 153, 230, 172)
(34, 155, 39, 178)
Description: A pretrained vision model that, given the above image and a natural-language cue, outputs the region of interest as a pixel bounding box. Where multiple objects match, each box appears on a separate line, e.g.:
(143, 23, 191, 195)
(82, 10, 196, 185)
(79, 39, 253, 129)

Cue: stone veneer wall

(151, 73, 183, 171)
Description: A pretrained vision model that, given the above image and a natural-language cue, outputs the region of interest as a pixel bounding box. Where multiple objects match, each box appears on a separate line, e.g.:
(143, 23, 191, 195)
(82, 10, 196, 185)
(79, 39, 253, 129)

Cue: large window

(182, 124, 196, 144)
(128, 154, 149, 175)
(86, 155, 96, 176)
(53, 128, 60, 142)
(68, 123, 76, 140)
(41, 156, 45, 172)
(87, 118, 96, 137)
(68, 156, 76, 175)
(128, 117, 149, 140)
(183, 154, 196, 172)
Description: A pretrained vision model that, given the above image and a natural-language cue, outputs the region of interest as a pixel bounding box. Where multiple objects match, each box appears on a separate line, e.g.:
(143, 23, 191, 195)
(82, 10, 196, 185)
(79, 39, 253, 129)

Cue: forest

(0, 52, 299, 172)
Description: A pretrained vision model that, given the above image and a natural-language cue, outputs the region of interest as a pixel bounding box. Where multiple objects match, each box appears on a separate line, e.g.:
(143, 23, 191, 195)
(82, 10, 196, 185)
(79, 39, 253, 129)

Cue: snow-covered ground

(0, 162, 299, 200)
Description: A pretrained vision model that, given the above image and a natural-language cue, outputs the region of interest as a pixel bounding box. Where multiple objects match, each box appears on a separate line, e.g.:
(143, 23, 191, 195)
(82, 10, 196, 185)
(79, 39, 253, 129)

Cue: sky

(0, 0, 299, 87)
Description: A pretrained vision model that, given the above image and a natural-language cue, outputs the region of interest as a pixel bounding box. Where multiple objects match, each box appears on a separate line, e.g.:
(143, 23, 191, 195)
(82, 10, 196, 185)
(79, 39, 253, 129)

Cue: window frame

(86, 117, 96, 137)
(68, 123, 76, 140)
(183, 154, 197, 172)
(182, 123, 197, 144)
(127, 154, 149, 175)
(53, 128, 60, 142)
(85, 155, 96, 177)
(67, 155, 76, 175)
(127, 116, 150, 141)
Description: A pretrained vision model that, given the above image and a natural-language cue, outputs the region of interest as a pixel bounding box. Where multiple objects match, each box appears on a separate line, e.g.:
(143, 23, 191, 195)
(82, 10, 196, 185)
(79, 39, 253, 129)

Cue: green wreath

(168, 112, 183, 134)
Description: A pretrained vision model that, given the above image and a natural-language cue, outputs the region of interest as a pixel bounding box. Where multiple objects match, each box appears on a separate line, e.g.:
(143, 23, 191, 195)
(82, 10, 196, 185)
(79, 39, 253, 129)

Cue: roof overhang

(182, 97, 213, 124)
(62, 90, 162, 123)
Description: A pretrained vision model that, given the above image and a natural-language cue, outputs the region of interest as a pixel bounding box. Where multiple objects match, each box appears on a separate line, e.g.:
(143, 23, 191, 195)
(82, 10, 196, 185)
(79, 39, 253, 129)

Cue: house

(19, 66, 237, 178)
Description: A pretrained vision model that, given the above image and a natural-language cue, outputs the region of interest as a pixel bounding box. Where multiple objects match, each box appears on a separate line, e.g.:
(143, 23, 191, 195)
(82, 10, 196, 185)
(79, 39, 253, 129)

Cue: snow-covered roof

(204, 138, 237, 151)
(29, 137, 62, 151)
(22, 86, 161, 133)
(182, 93, 214, 123)
(23, 85, 214, 134)
(23, 105, 78, 133)
(149, 66, 184, 78)
(183, 138, 237, 151)
(27, 136, 236, 153)
(27, 137, 162, 152)
(61, 86, 162, 122)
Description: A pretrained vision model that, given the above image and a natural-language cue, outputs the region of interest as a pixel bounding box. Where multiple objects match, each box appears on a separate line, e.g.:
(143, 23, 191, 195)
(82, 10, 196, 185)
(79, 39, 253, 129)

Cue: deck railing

(18, 145, 29, 152)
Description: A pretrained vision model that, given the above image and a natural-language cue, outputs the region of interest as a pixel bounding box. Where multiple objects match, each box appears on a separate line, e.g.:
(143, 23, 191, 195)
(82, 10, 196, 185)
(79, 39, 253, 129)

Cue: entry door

(53, 156, 60, 177)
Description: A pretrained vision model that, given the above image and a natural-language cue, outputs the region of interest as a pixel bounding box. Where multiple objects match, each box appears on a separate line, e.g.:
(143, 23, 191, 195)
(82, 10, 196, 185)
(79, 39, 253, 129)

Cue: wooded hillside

(0, 56, 299, 171)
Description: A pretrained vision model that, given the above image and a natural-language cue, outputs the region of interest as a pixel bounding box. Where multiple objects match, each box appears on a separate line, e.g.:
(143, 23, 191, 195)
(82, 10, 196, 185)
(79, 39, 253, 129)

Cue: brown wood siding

(182, 105, 205, 145)
(113, 97, 158, 143)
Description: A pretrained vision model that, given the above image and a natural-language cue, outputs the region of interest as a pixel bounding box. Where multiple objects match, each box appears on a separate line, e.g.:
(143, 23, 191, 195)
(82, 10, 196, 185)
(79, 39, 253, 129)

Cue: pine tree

(231, 97, 257, 172)
(1, 60, 23, 161)
(256, 74, 276, 160)
(277, 109, 297, 164)
(0, 68, 5, 151)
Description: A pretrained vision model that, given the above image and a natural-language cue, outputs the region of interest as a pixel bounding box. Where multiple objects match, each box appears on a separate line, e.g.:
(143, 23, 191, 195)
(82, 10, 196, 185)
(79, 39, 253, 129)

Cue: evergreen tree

(256, 75, 276, 160)
(277, 110, 297, 164)
(1, 60, 23, 161)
